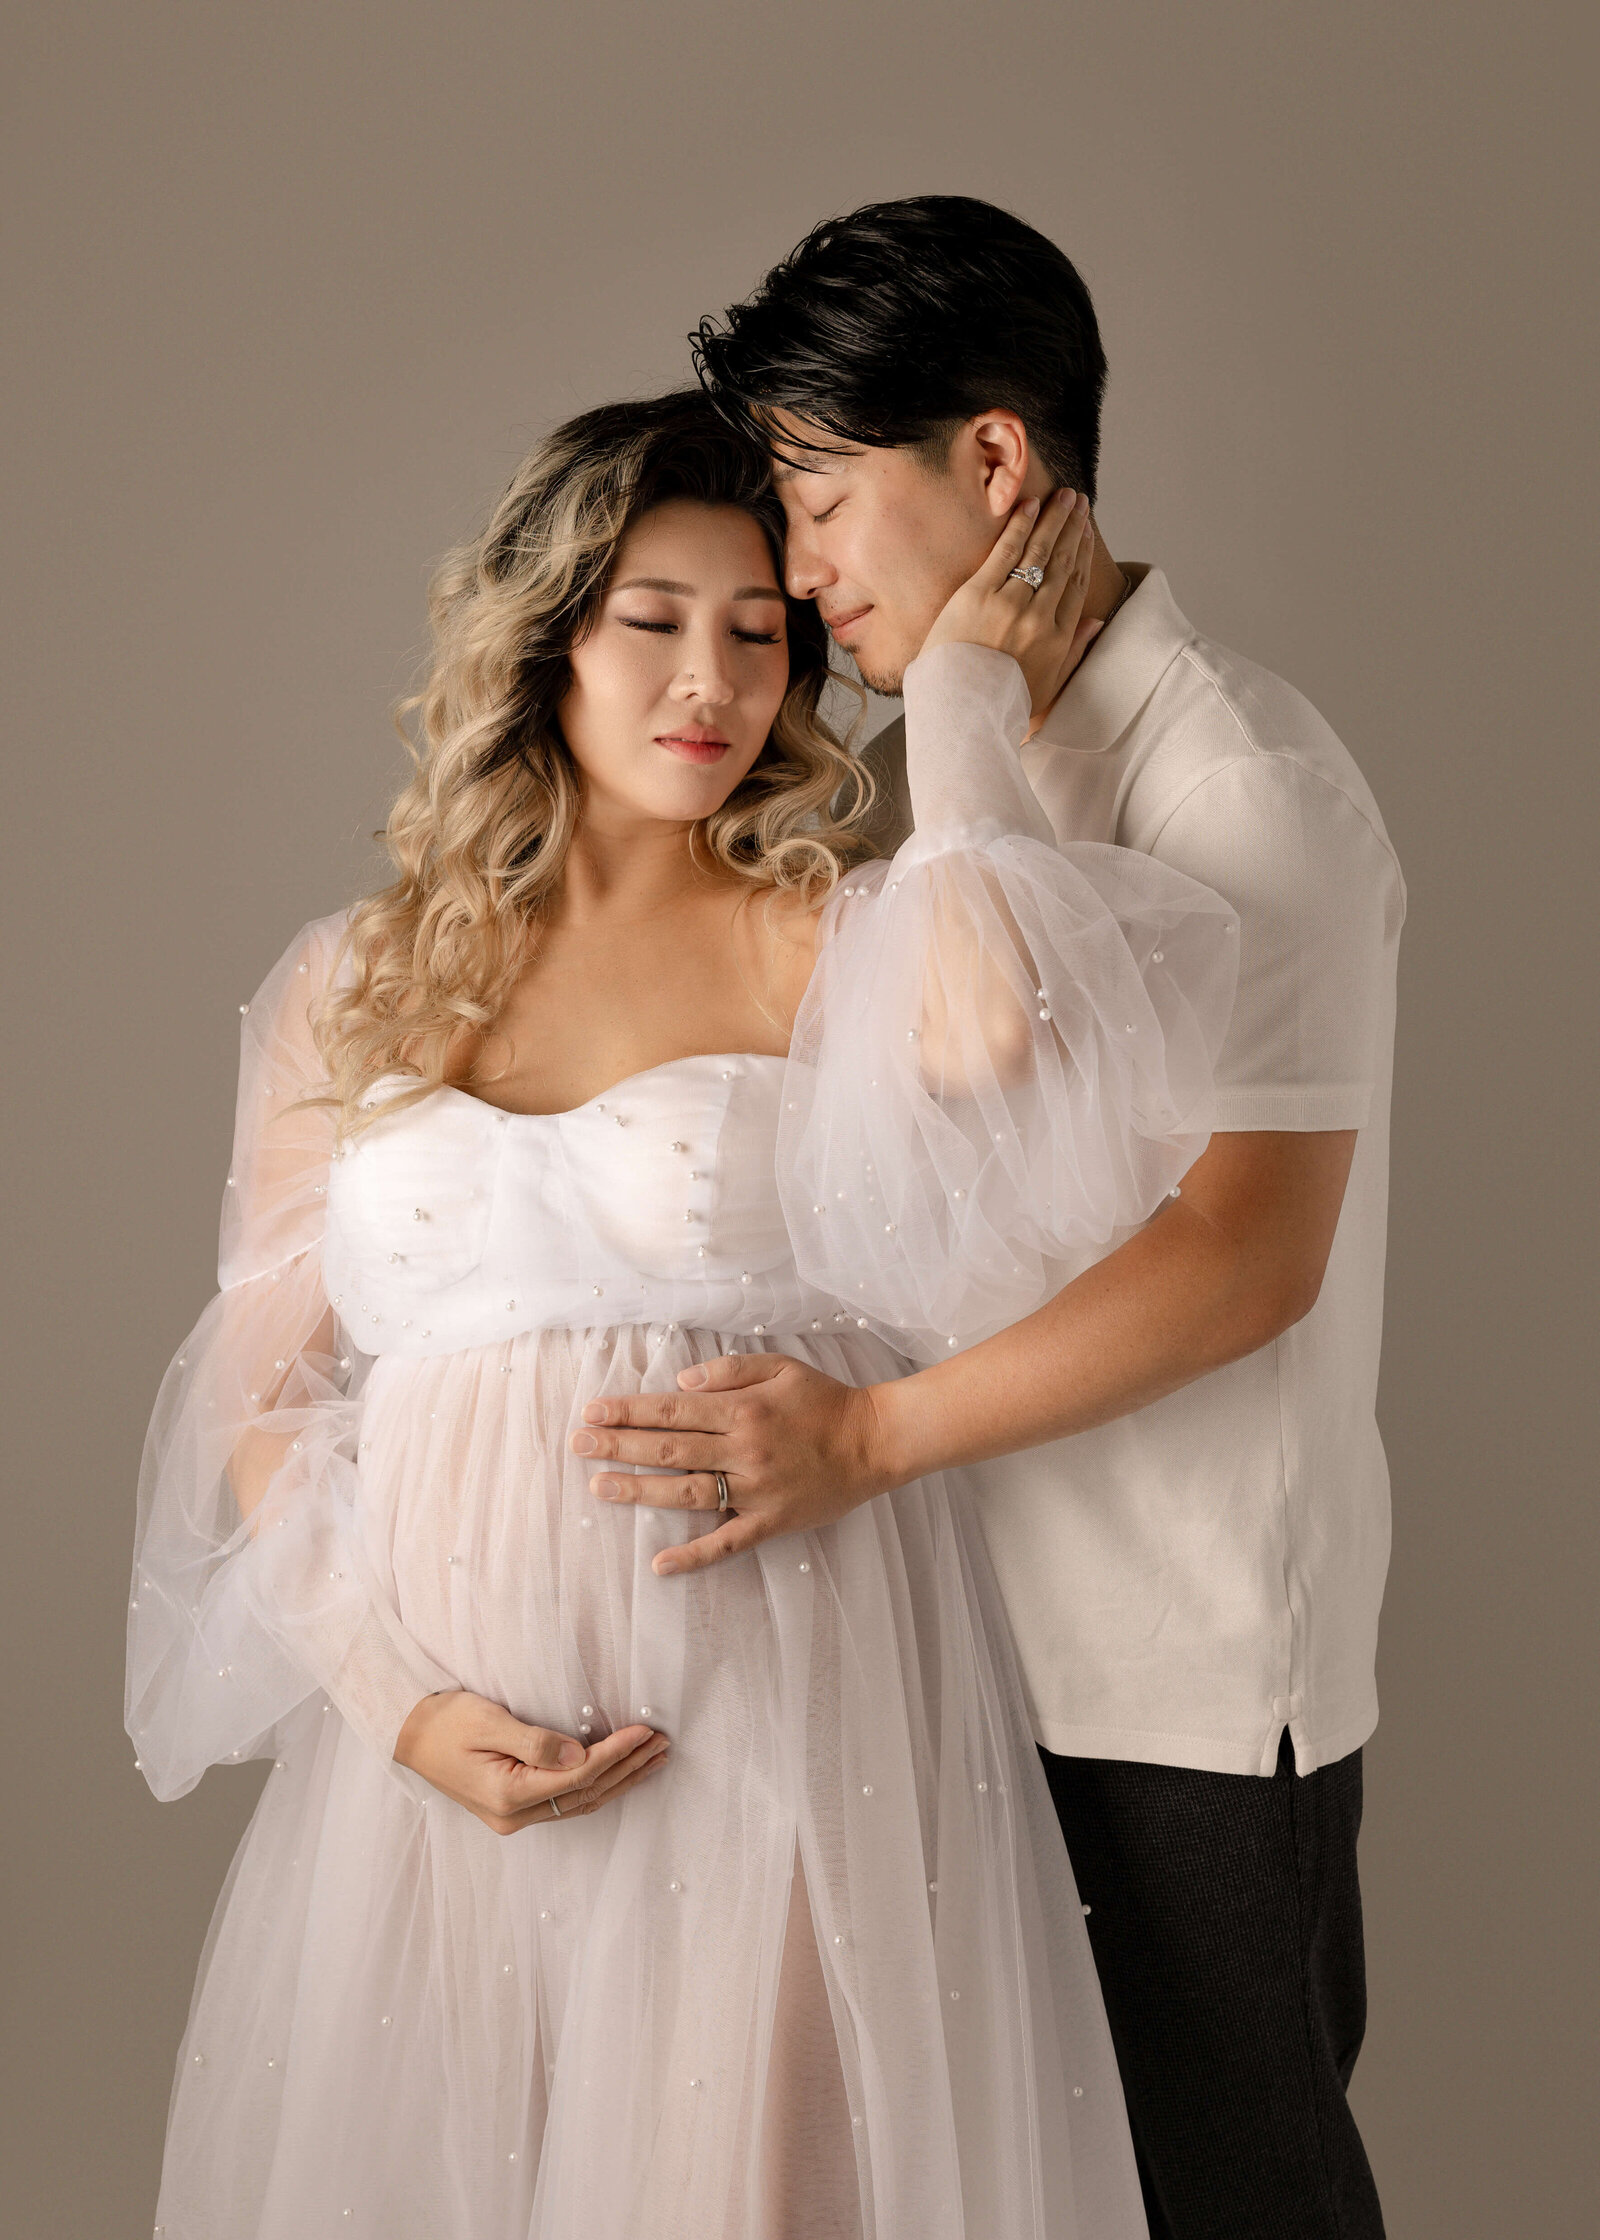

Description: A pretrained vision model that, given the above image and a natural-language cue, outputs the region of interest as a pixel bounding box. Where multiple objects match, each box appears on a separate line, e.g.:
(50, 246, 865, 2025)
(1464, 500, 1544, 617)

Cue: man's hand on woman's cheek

(568, 1352, 897, 1575)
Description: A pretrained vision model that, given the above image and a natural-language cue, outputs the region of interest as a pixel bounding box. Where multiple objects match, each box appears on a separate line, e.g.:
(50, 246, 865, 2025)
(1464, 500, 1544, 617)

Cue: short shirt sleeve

(1149, 756, 1405, 1131)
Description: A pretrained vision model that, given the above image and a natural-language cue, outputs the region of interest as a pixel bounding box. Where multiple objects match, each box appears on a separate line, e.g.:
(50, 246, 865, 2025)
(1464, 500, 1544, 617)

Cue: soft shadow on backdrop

(4, 5, 1594, 2232)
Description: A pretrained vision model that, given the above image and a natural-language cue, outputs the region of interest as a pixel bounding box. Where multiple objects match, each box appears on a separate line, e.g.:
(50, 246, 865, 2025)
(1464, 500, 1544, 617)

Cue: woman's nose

(673, 636, 734, 702)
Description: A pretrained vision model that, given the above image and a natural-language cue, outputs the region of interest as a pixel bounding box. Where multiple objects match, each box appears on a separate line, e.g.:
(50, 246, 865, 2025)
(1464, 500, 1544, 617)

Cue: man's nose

(784, 525, 834, 602)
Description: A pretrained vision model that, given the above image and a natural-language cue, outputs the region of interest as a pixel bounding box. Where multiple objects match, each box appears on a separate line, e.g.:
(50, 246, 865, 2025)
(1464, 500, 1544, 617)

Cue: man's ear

(966, 410, 1033, 519)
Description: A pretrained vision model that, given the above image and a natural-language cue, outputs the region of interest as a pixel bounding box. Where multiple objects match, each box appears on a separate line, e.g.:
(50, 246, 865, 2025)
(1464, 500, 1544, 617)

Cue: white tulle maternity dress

(128, 644, 1238, 2239)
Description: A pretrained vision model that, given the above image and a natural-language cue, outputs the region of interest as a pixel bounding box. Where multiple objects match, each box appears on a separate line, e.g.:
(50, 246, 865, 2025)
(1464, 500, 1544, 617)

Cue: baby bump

(356, 1324, 786, 1746)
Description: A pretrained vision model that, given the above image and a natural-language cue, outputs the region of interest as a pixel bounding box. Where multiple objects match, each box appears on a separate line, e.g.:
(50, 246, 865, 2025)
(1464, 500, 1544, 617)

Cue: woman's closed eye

(620, 618, 782, 645)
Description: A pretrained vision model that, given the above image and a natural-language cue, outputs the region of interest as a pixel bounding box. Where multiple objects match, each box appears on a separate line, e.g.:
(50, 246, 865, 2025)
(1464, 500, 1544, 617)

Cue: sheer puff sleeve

(126, 914, 455, 1801)
(778, 643, 1240, 1364)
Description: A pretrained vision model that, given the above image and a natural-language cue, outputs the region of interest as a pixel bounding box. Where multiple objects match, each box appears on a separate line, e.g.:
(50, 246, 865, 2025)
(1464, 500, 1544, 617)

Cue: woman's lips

(655, 731, 731, 764)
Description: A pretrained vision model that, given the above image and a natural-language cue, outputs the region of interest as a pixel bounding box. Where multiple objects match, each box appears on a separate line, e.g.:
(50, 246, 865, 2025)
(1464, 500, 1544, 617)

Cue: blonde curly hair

(316, 390, 876, 1134)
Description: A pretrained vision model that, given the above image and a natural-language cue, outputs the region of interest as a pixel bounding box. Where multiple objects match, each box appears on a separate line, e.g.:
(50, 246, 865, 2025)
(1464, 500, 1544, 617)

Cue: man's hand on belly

(574, 1130, 1358, 1577)
(570, 1353, 895, 1576)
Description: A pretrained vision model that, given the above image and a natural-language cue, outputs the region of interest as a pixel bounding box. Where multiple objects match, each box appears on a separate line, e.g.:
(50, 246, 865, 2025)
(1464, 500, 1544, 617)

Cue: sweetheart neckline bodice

(423, 1050, 788, 1126)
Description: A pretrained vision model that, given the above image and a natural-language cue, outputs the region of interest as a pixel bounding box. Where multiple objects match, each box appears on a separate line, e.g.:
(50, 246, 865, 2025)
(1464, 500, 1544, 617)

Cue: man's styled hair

(693, 195, 1109, 501)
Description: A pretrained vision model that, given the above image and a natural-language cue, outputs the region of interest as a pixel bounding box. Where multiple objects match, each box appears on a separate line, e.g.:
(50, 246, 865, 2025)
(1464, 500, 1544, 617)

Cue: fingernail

(581, 1401, 607, 1423)
(653, 1555, 677, 1576)
(679, 1365, 706, 1388)
(1023, 497, 1041, 514)
(594, 1477, 619, 1499)
(557, 1741, 585, 1767)
(571, 1432, 597, 1455)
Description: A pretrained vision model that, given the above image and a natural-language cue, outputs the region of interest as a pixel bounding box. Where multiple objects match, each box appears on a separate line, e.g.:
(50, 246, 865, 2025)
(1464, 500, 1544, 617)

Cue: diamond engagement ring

(714, 1471, 731, 1512)
(1007, 564, 1046, 590)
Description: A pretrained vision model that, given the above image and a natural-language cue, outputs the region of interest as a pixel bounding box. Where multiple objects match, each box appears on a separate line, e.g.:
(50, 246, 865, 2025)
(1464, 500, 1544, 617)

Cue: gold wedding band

(714, 1470, 731, 1512)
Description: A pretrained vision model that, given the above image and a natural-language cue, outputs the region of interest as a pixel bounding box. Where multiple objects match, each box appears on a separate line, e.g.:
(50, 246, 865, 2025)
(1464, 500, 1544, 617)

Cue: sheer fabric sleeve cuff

(126, 918, 457, 1799)
(778, 647, 1239, 1362)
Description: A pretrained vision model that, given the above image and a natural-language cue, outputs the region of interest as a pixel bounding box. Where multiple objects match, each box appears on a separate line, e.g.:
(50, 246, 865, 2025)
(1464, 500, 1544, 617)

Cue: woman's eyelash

(811, 502, 842, 525)
(620, 620, 781, 645)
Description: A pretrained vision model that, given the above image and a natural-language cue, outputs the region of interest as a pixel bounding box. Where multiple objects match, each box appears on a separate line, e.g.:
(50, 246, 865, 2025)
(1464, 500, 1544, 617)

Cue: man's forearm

(867, 1128, 1355, 1485)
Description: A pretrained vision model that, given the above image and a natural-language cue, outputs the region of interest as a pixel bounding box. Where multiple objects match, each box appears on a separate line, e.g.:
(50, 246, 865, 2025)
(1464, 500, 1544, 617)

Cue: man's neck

(1084, 520, 1132, 624)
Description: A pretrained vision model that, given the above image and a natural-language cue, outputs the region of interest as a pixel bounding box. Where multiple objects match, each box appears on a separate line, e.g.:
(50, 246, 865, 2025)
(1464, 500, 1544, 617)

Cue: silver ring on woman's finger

(714, 1471, 731, 1512)
(1008, 564, 1045, 590)
(547, 1794, 562, 1818)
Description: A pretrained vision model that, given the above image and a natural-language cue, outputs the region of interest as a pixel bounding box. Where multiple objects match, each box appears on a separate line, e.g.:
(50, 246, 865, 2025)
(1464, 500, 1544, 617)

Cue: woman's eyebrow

(612, 577, 785, 601)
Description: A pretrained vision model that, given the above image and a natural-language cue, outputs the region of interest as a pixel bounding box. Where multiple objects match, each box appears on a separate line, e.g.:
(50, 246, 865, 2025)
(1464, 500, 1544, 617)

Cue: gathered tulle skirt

(154, 1321, 1145, 2239)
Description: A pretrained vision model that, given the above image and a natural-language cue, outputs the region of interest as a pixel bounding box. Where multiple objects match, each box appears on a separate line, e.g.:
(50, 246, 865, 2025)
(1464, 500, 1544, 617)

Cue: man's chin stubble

(842, 652, 905, 699)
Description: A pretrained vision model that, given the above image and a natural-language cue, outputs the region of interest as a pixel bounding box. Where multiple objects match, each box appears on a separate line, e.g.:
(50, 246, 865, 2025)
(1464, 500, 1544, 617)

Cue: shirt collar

(1023, 565, 1196, 765)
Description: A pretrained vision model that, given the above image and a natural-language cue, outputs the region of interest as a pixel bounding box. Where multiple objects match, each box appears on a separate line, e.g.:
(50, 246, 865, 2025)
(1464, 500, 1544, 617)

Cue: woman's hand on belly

(394, 1691, 670, 1834)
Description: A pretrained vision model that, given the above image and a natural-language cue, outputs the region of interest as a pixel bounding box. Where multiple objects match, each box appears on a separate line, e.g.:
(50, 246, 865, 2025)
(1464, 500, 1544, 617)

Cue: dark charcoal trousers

(1039, 1731, 1385, 2240)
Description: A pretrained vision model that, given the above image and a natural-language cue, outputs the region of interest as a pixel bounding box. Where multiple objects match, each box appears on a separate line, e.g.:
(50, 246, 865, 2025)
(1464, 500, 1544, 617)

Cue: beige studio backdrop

(4, 4, 1595, 2233)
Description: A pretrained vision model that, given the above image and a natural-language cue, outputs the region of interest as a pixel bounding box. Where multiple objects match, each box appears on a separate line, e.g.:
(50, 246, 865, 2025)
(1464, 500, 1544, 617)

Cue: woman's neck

(553, 806, 727, 928)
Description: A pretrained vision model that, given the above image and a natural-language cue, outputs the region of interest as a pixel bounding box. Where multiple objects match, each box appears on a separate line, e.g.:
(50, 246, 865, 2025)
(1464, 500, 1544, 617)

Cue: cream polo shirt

(864, 569, 1406, 1775)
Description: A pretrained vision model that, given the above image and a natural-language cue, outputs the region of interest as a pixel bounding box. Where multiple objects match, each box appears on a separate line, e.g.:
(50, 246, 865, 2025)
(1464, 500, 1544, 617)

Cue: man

(573, 197, 1403, 2238)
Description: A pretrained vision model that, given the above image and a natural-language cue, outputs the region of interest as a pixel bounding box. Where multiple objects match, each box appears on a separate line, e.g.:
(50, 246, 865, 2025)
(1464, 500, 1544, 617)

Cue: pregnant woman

(128, 390, 1236, 2239)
